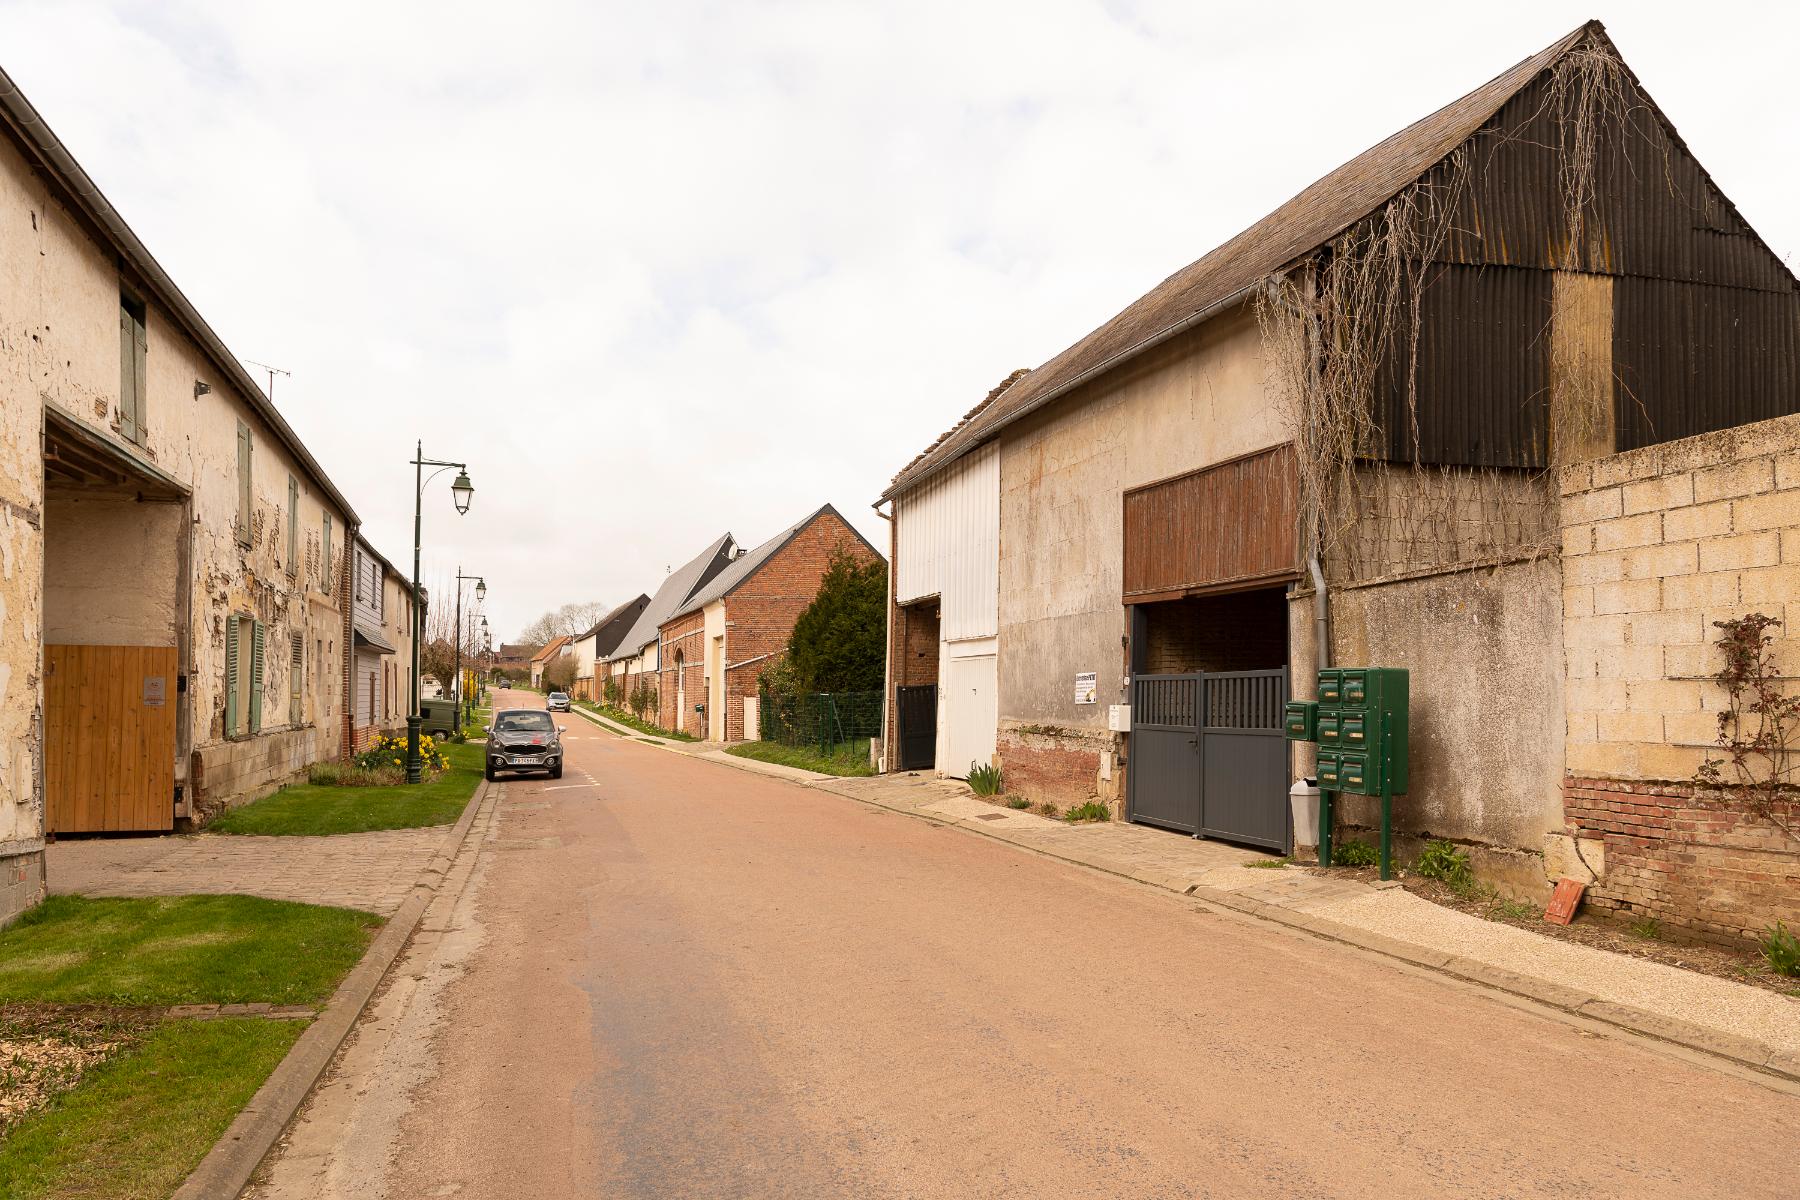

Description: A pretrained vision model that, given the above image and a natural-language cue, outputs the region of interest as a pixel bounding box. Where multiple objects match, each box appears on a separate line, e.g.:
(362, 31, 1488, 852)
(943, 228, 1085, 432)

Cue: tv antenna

(246, 360, 291, 402)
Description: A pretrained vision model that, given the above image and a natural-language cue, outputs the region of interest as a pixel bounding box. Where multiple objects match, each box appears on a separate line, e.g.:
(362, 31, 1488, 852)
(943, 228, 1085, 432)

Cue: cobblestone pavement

(46, 827, 444, 916)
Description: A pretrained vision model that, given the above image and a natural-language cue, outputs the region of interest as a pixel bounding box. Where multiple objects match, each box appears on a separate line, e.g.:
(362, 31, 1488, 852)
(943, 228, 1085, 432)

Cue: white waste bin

(1290, 779, 1320, 854)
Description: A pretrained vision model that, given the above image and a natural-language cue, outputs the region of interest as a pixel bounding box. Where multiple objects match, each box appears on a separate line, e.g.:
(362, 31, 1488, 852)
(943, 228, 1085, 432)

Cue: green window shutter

(225, 618, 240, 735)
(118, 307, 137, 442)
(236, 421, 252, 546)
(132, 310, 148, 439)
(248, 620, 266, 734)
(287, 477, 299, 574)
(289, 633, 304, 726)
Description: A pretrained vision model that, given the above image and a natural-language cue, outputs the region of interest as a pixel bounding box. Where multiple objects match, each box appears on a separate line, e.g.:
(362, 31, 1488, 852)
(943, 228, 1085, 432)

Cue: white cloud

(2, 0, 1794, 637)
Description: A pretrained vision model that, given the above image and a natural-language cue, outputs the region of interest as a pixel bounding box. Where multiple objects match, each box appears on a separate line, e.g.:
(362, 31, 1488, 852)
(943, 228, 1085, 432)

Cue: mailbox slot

(1337, 751, 1374, 796)
(1316, 751, 1342, 790)
(1316, 669, 1343, 706)
(1341, 712, 1368, 747)
(1283, 700, 1318, 742)
(1316, 708, 1343, 746)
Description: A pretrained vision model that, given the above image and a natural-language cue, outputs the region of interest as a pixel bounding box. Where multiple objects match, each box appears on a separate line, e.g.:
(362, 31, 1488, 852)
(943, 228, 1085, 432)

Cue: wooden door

(44, 645, 178, 833)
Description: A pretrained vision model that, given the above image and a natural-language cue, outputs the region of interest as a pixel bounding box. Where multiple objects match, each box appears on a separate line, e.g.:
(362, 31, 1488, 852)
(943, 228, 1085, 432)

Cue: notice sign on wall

(143, 676, 166, 708)
(1074, 672, 1098, 705)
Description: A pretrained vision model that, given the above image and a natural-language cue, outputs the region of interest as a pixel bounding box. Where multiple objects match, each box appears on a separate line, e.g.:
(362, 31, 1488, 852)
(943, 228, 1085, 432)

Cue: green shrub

(1333, 839, 1378, 868)
(1629, 916, 1663, 940)
(1762, 921, 1800, 977)
(1415, 839, 1473, 890)
(1063, 800, 1111, 823)
(1005, 795, 1031, 810)
(1036, 801, 1059, 818)
(967, 762, 1003, 796)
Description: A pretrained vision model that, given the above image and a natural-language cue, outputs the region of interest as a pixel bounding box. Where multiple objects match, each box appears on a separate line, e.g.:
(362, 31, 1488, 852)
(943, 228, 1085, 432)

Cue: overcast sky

(4, 1, 1795, 640)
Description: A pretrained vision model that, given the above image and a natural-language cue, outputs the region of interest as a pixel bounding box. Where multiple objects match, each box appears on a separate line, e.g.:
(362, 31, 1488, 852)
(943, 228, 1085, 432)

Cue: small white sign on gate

(1074, 671, 1098, 705)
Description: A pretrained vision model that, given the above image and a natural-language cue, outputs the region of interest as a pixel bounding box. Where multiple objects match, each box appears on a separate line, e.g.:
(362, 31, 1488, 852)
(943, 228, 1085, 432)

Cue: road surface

(251, 687, 1797, 1198)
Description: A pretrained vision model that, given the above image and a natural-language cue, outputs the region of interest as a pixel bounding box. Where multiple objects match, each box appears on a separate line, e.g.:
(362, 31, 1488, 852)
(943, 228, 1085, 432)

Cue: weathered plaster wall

(995, 304, 1288, 802)
(42, 495, 182, 646)
(0, 118, 353, 841)
(1325, 557, 1566, 893)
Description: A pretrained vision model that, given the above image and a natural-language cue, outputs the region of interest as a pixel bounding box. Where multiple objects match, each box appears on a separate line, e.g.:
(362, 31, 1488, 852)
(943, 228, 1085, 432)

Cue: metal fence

(758, 687, 882, 758)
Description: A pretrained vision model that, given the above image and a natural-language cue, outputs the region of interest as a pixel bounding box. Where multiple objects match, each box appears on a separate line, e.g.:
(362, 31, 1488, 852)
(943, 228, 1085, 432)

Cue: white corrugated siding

(894, 441, 998, 642)
(355, 649, 380, 727)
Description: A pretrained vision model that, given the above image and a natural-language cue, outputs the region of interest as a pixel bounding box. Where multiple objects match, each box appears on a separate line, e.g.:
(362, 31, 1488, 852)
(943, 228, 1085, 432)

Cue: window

(289, 633, 304, 726)
(286, 477, 299, 576)
(322, 514, 333, 594)
(119, 294, 147, 443)
(225, 615, 264, 736)
(236, 420, 253, 547)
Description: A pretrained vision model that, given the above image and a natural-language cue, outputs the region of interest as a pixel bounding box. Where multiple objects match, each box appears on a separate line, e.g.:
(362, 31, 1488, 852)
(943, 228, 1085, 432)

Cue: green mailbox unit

(1299, 667, 1411, 878)
(1283, 700, 1318, 742)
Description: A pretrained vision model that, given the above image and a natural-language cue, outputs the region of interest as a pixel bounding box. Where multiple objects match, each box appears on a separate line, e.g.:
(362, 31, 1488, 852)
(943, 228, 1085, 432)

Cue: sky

(3, 1, 1795, 640)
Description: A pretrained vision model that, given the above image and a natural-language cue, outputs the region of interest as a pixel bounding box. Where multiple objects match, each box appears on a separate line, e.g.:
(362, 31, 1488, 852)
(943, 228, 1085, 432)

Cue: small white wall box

(1107, 704, 1131, 732)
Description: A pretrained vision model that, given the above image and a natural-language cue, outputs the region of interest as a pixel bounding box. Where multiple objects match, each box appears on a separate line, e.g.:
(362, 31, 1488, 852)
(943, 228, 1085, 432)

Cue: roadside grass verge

(209, 742, 482, 836)
(0, 1016, 303, 1200)
(726, 738, 875, 777)
(576, 700, 697, 742)
(0, 894, 380, 1007)
(0, 892, 382, 1196)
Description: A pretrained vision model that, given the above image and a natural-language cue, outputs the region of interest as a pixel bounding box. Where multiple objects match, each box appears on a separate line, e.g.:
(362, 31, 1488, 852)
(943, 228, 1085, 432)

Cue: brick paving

(45, 827, 444, 916)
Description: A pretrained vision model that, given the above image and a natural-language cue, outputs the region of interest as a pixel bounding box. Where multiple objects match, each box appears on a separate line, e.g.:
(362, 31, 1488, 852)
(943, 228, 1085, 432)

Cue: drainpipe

(1308, 556, 1330, 670)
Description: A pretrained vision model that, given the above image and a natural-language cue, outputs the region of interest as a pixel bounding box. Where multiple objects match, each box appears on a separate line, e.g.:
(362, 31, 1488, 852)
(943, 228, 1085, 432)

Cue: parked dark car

(547, 691, 571, 712)
(485, 709, 564, 781)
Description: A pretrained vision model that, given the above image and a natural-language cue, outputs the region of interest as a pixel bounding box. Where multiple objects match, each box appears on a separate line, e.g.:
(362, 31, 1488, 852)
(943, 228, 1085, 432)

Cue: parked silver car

(485, 709, 564, 781)
(547, 691, 571, 712)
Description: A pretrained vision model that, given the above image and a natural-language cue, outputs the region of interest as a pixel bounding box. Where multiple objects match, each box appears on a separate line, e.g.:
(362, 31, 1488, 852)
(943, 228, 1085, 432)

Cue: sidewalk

(572, 704, 1800, 1082)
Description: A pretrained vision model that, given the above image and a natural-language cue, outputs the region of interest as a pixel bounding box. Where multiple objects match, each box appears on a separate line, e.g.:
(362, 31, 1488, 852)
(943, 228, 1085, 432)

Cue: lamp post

(409, 442, 473, 784)
(451, 569, 486, 736)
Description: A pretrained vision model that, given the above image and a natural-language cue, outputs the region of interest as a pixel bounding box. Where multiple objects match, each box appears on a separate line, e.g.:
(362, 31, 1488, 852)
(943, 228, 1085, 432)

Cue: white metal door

(939, 653, 997, 780)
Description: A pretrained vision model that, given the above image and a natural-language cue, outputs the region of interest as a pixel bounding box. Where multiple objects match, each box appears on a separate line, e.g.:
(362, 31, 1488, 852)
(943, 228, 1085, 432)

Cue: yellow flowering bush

(352, 732, 449, 776)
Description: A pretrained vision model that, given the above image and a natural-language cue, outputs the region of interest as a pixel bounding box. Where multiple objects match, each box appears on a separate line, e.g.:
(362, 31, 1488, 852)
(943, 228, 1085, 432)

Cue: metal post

(452, 564, 463, 738)
(1319, 788, 1334, 867)
(1380, 710, 1394, 881)
(407, 442, 424, 784)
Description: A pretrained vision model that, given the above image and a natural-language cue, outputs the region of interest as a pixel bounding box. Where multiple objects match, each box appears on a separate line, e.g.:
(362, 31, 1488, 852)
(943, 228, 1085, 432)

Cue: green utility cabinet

(1284, 667, 1411, 877)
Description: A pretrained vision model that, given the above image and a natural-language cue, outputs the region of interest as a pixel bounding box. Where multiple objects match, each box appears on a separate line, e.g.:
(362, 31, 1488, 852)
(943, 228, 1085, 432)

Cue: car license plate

(513, 755, 541, 765)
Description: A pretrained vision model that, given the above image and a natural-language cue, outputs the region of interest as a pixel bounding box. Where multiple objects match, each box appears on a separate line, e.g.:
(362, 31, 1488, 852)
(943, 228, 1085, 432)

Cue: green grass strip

(208, 741, 482, 836)
(0, 1017, 304, 1200)
(0, 895, 379, 1007)
(726, 739, 875, 777)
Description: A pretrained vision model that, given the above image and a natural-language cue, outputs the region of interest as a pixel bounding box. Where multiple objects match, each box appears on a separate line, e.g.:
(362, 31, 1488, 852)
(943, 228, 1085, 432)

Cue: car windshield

(550, 693, 568, 700)
(495, 712, 554, 733)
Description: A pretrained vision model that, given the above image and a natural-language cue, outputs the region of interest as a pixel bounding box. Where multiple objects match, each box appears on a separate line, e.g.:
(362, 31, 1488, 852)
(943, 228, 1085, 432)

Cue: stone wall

(1558, 411, 1800, 942)
(189, 725, 320, 825)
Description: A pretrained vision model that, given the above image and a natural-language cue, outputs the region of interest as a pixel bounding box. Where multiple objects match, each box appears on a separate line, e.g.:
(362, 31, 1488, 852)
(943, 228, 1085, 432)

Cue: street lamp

(452, 568, 486, 736)
(409, 442, 474, 784)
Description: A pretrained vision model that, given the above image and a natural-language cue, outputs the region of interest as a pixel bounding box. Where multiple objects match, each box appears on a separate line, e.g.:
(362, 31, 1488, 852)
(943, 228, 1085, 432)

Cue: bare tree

(543, 650, 579, 694)
(515, 601, 608, 645)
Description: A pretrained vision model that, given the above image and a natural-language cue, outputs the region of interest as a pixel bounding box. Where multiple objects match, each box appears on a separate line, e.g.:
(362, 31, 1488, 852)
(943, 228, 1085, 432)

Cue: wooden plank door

(44, 645, 178, 833)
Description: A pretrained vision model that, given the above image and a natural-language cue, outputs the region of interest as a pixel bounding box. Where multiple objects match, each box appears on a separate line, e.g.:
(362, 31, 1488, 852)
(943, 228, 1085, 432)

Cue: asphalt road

(252, 687, 1797, 1198)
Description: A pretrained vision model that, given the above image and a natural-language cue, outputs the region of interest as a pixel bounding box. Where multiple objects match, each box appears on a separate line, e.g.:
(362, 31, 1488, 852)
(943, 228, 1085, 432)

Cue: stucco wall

(1324, 558, 1566, 889)
(997, 304, 1288, 733)
(0, 113, 353, 847)
(43, 495, 182, 646)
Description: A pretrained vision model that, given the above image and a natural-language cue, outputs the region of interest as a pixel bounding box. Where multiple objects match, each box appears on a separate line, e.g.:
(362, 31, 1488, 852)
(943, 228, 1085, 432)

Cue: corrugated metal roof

(881, 21, 1597, 500)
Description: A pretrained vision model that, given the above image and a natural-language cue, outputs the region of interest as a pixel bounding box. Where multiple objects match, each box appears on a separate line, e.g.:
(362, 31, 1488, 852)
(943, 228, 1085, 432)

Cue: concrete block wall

(189, 725, 319, 825)
(1559, 411, 1800, 943)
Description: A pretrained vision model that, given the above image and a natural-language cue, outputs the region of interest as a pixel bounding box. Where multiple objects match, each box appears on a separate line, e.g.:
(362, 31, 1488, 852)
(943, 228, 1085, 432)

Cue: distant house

(657, 505, 882, 742)
(571, 596, 650, 701)
(350, 537, 416, 750)
(491, 643, 536, 683)
(529, 636, 572, 690)
(599, 536, 738, 717)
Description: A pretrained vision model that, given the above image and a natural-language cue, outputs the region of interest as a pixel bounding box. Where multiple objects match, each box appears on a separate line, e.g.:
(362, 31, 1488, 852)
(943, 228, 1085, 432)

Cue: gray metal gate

(1128, 668, 1290, 852)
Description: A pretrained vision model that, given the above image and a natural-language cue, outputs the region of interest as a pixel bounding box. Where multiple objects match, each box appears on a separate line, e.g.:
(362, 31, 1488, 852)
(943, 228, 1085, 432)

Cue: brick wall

(1139, 587, 1287, 674)
(719, 510, 881, 743)
(1559, 411, 1800, 941)
(659, 611, 707, 738)
(997, 726, 1111, 808)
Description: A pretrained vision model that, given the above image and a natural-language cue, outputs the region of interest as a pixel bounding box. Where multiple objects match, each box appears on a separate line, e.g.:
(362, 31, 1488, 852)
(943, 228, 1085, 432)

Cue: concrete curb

(798, 776, 1800, 1089)
(171, 776, 494, 1200)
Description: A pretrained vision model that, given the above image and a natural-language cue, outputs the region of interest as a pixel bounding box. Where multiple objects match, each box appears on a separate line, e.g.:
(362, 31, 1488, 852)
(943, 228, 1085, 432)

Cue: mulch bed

(1300, 865, 1800, 998)
(0, 1004, 165, 1134)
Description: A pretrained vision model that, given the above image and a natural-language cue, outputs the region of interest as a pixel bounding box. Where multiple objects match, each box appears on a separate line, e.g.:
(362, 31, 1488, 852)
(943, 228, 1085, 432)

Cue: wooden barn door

(44, 645, 178, 833)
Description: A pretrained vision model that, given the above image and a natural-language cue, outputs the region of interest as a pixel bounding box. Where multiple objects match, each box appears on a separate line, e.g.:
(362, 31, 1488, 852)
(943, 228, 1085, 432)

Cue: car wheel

(550, 763, 563, 780)
(484, 764, 496, 781)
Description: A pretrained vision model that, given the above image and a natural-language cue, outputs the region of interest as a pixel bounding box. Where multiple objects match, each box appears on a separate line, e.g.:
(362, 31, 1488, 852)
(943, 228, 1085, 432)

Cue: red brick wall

(658, 611, 707, 738)
(720, 509, 881, 743)
(997, 731, 1105, 807)
(1564, 776, 1799, 947)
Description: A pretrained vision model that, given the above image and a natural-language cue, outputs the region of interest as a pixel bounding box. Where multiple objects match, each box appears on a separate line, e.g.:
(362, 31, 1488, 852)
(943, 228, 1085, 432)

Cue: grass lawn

(0, 894, 380, 1007)
(208, 741, 483, 836)
(727, 738, 875, 777)
(0, 892, 382, 1198)
(577, 701, 697, 742)
(0, 1016, 303, 1200)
